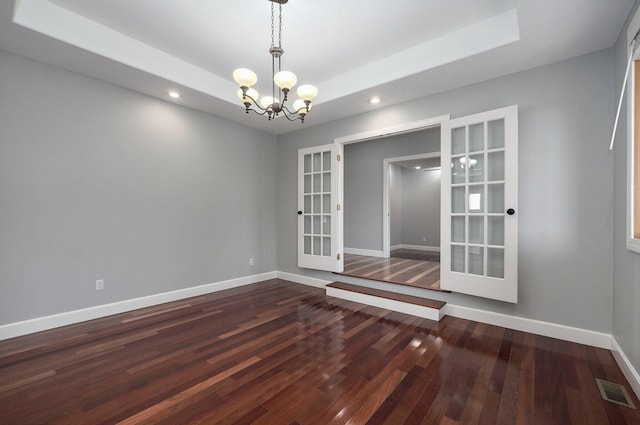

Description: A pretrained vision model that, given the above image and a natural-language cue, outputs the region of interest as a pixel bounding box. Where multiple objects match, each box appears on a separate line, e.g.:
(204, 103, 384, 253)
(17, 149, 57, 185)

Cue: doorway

(337, 128, 446, 292)
(383, 152, 441, 258)
(297, 107, 518, 303)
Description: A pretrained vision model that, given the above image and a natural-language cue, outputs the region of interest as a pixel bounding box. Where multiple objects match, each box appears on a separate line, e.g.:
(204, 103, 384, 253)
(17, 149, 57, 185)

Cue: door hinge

(337, 154, 341, 161)
(337, 204, 341, 211)
(337, 253, 341, 260)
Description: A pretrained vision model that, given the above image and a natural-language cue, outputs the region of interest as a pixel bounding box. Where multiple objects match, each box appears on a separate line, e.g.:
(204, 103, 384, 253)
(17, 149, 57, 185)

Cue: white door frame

(334, 115, 450, 262)
(382, 152, 441, 258)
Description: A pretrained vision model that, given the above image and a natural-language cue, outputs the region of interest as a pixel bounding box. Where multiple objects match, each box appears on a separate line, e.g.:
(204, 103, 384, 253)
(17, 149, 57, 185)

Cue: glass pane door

(441, 106, 518, 303)
(450, 118, 506, 278)
(302, 150, 331, 257)
(298, 144, 340, 271)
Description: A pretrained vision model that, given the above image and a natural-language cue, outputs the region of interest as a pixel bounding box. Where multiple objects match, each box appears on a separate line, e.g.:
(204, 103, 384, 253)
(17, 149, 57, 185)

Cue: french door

(297, 144, 342, 272)
(441, 105, 518, 303)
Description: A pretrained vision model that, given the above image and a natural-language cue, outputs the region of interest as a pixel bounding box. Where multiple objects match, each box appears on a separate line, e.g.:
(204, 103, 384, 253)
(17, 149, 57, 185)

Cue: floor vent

(596, 378, 636, 409)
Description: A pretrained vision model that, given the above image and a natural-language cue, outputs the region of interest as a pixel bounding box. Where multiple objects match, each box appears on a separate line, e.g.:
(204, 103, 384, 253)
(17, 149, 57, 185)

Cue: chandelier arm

(279, 107, 303, 122)
(280, 113, 302, 122)
(242, 94, 276, 120)
(241, 93, 269, 113)
(281, 104, 302, 115)
(281, 103, 310, 117)
(248, 108, 271, 117)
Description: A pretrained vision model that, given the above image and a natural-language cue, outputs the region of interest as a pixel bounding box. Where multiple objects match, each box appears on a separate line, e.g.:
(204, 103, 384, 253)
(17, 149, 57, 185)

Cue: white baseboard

(611, 337, 640, 399)
(280, 271, 612, 349)
(0, 271, 277, 341)
(443, 304, 612, 349)
(344, 247, 385, 257)
(391, 244, 440, 252)
(276, 271, 331, 288)
(326, 285, 442, 321)
(4, 269, 639, 399)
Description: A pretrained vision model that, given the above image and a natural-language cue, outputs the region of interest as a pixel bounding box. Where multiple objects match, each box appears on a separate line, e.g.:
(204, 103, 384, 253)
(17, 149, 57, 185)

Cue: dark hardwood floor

(1, 279, 639, 424)
(337, 252, 443, 292)
(391, 248, 441, 263)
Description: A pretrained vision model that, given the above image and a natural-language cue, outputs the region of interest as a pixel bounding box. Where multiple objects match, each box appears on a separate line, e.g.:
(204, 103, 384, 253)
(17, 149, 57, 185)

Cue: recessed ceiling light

(415, 166, 421, 170)
(168, 91, 181, 99)
(368, 96, 381, 105)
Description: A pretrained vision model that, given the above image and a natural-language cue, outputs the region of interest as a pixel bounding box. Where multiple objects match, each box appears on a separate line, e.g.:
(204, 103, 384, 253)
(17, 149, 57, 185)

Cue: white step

(326, 282, 446, 321)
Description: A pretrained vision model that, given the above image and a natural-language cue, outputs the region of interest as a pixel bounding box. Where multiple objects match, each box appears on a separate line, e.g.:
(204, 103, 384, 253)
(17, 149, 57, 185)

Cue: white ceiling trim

(13, 0, 519, 109)
(13, 0, 238, 105)
(2, 0, 632, 135)
(320, 9, 521, 103)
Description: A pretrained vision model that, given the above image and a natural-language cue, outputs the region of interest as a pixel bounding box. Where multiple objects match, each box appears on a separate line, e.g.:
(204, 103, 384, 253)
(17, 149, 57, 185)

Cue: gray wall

(613, 5, 640, 377)
(0, 51, 278, 324)
(389, 164, 403, 247)
(399, 167, 440, 248)
(343, 129, 440, 251)
(0, 35, 628, 362)
(277, 48, 615, 332)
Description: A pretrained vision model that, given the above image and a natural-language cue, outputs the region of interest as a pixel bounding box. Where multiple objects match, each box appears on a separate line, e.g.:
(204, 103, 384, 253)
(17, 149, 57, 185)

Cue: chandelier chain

(278, 2, 282, 47)
(270, 1, 275, 48)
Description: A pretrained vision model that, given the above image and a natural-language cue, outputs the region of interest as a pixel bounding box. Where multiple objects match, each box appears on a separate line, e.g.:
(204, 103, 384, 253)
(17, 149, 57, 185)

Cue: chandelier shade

(259, 96, 278, 110)
(297, 84, 318, 101)
(237, 88, 259, 104)
(274, 71, 297, 90)
(232, 68, 258, 88)
(293, 99, 311, 118)
(232, 0, 317, 123)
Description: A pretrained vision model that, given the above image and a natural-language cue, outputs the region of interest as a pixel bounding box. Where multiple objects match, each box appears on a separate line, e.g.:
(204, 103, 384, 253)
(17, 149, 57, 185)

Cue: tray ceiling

(0, 0, 633, 134)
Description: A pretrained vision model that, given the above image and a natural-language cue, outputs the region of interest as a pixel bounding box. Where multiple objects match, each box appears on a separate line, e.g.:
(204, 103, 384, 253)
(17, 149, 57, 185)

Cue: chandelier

(232, 0, 317, 123)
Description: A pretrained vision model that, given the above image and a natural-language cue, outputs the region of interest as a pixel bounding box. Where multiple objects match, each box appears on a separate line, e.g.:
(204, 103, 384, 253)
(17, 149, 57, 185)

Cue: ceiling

(395, 157, 442, 171)
(0, 0, 634, 135)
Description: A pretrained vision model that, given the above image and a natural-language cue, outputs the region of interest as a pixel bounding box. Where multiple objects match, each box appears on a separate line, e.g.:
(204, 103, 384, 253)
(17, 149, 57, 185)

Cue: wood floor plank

(391, 249, 441, 262)
(337, 253, 447, 292)
(0, 279, 638, 425)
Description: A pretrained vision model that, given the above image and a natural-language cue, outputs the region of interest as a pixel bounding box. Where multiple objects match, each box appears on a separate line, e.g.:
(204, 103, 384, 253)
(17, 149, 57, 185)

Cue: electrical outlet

(423, 237, 427, 242)
(249, 258, 254, 266)
(96, 279, 104, 291)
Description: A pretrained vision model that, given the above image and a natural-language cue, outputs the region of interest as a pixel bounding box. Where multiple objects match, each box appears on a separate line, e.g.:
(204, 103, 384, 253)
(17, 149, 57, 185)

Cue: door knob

(506, 208, 515, 215)
(297, 211, 303, 215)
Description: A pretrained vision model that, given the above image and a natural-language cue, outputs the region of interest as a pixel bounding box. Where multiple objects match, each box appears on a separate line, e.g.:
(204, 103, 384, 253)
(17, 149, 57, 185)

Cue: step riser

(330, 274, 449, 302)
(326, 287, 444, 321)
